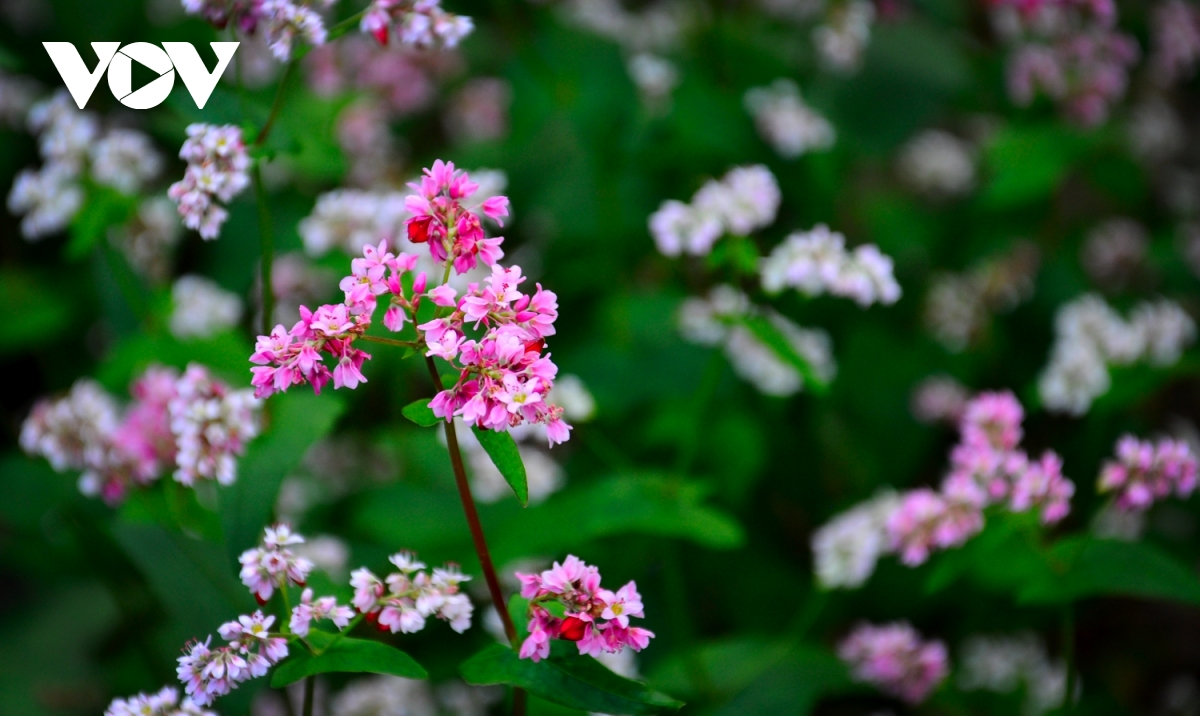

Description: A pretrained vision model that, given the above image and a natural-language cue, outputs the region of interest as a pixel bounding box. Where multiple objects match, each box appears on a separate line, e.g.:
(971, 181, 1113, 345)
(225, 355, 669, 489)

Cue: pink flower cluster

(1098, 435, 1197, 511)
(290, 587, 355, 637)
(168, 124, 250, 240)
(404, 159, 509, 275)
(887, 391, 1075, 565)
(21, 365, 259, 504)
(350, 551, 474, 634)
(105, 686, 214, 716)
(995, 0, 1137, 126)
(182, 0, 330, 60)
(361, 0, 474, 49)
(837, 621, 948, 704)
(239, 524, 314, 604)
(177, 611, 288, 706)
(1150, 0, 1200, 87)
(515, 555, 654, 663)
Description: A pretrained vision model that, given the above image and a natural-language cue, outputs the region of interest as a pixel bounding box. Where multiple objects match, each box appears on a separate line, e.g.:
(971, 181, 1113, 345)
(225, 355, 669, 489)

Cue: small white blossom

(744, 79, 835, 159)
(812, 491, 901, 589)
(170, 275, 244, 340)
(760, 224, 901, 307)
(896, 130, 976, 199)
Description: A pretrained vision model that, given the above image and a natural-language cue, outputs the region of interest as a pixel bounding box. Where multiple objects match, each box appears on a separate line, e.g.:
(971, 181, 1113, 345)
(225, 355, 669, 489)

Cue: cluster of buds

(515, 555, 654, 662)
(350, 551, 474, 634)
(168, 124, 250, 240)
(360, 0, 474, 49)
(888, 392, 1075, 565)
(182, 0, 331, 60)
(759, 224, 901, 308)
(837, 621, 949, 705)
(177, 611, 289, 705)
(105, 686, 214, 716)
(20, 365, 259, 504)
(238, 524, 315, 603)
(1098, 435, 1197, 511)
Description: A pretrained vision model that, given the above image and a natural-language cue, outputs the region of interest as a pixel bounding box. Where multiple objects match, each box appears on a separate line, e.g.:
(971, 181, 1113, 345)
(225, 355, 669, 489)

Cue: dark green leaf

(402, 398, 441, 427)
(461, 643, 683, 714)
(221, 391, 345, 565)
(66, 187, 136, 260)
(715, 644, 858, 716)
(1018, 537, 1200, 606)
(471, 426, 529, 507)
(271, 631, 427, 687)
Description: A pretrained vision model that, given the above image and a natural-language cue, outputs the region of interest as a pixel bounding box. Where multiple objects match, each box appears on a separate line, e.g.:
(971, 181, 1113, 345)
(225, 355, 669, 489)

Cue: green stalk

(253, 163, 274, 336)
(301, 675, 314, 716)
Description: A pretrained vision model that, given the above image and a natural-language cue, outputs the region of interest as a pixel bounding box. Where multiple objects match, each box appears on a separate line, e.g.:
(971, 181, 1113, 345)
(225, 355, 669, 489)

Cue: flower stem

(423, 355, 526, 716)
(256, 59, 295, 147)
(1062, 604, 1076, 712)
(301, 675, 314, 716)
(253, 163, 274, 337)
(360, 335, 419, 348)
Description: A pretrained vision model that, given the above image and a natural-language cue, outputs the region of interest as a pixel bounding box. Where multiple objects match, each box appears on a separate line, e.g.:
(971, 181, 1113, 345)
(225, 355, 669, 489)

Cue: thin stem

(255, 59, 295, 147)
(424, 355, 518, 645)
(360, 335, 419, 348)
(301, 675, 314, 716)
(1062, 604, 1076, 713)
(253, 163, 275, 337)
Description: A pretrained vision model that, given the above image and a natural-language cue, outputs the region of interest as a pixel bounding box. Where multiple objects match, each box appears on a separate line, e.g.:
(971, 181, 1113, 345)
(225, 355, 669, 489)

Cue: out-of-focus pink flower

(1098, 434, 1198, 511)
(176, 610, 289, 705)
(838, 621, 948, 704)
(359, 0, 473, 49)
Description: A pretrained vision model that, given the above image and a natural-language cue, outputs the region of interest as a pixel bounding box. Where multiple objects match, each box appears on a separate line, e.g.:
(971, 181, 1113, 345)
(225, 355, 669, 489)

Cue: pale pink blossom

(1098, 435, 1198, 511)
(289, 587, 355, 637)
(238, 524, 314, 604)
(168, 124, 249, 240)
(838, 621, 948, 704)
(352, 552, 474, 634)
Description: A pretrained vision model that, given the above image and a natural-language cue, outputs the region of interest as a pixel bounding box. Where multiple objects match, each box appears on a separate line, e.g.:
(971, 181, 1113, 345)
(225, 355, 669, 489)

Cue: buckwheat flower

(1127, 98, 1186, 163)
(958, 632, 1067, 716)
(168, 124, 250, 240)
(885, 489, 951, 566)
(960, 390, 1024, 451)
(169, 275, 244, 340)
(1080, 217, 1148, 288)
(515, 556, 654, 662)
(812, 490, 901, 589)
(111, 197, 183, 283)
(292, 534, 351, 577)
(648, 200, 722, 257)
(300, 190, 411, 256)
(403, 159, 509, 275)
(559, 0, 687, 52)
(743, 79, 835, 159)
(259, 0, 328, 61)
(693, 165, 781, 237)
(813, 0, 875, 74)
(7, 162, 84, 240)
(332, 676, 437, 716)
(290, 587, 355, 636)
(910, 375, 970, 425)
(759, 224, 901, 307)
(467, 433, 564, 504)
(1039, 341, 1111, 416)
(89, 128, 163, 194)
(360, 0, 474, 49)
(626, 53, 679, 109)
(1098, 435, 1198, 511)
(1150, 0, 1200, 86)
(444, 78, 512, 145)
(105, 686, 216, 716)
(28, 91, 97, 169)
(723, 318, 835, 397)
(547, 374, 596, 422)
(0, 71, 40, 130)
(837, 622, 948, 704)
(1010, 451, 1075, 524)
(169, 364, 260, 486)
(896, 130, 976, 199)
(20, 379, 120, 474)
(1131, 299, 1197, 366)
(352, 552, 475, 634)
(239, 524, 314, 603)
(178, 610, 289, 705)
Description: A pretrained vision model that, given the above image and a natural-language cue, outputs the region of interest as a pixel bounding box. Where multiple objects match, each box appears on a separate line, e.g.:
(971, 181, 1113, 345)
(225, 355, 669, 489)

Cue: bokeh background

(4, 0, 1200, 714)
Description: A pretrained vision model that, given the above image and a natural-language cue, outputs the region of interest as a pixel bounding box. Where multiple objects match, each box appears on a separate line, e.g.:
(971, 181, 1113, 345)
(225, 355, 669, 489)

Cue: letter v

(163, 42, 239, 109)
(43, 42, 121, 109)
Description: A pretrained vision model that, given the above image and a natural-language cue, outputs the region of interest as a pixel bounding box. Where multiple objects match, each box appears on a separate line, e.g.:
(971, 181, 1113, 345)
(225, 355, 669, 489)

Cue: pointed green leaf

(461, 643, 683, 714)
(1018, 537, 1200, 606)
(402, 398, 441, 427)
(271, 631, 427, 687)
(471, 427, 528, 506)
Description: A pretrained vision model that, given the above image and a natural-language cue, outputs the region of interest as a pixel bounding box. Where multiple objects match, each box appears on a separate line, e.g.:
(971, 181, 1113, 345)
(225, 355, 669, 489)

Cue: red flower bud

(559, 616, 587, 642)
(408, 216, 433, 244)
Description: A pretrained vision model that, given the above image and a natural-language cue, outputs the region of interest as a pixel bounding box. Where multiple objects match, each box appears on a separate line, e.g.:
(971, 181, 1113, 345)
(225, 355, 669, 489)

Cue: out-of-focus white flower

(560, 0, 687, 52)
(1081, 217, 1148, 288)
(649, 165, 780, 256)
(924, 243, 1041, 352)
(760, 224, 901, 307)
(896, 130, 976, 199)
(1127, 97, 1185, 162)
(299, 190, 411, 256)
(0, 71, 41, 129)
(910, 375, 970, 425)
(627, 53, 679, 109)
(1091, 502, 1146, 541)
(744, 79, 835, 159)
(90, 128, 163, 194)
(436, 681, 504, 716)
(444, 78, 512, 145)
(547, 374, 596, 422)
(812, 491, 901, 589)
(813, 0, 874, 74)
(958, 633, 1068, 716)
(7, 162, 85, 240)
(332, 676, 436, 716)
(292, 534, 351, 577)
(169, 275, 244, 340)
(109, 197, 182, 283)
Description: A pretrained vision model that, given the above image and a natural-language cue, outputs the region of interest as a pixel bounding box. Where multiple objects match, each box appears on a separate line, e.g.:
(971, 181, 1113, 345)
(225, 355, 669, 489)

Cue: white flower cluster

(105, 686, 215, 716)
(924, 242, 1040, 351)
(1127, 98, 1185, 163)
(8, 91, 164, 239)
(896, 129, 977, 199)
(760, 224, 901, 307)
(332, 676, 437, 716)
(350, 552, 474, 634)
(1080, 217, 1148, 288)
(743, 79, 835, 159)
(111, 197, 184, 283)
(813, 0, 875, 74)
(170, 275, 244, 340)
(910, 374, 970, 425)
(958, 633, 1068, 716)
(0, 70, 41, 128)
(260, 0, 330, 60)
(812, 491, 901, 589)
(169, 364, 262, 486)
(19, 378, 120, 474)
(168, 123, 251, 240)
(300, 190, 411, 256)
(1039, 294, 1197, 415)
(679, 285, 836, 397)
(649, 165, 781, 257)
(560, 0, 687, 53)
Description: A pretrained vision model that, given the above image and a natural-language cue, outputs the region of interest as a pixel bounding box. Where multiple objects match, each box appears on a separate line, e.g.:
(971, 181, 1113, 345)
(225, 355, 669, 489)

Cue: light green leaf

(741, 315, 830, 395)
(271, 631, 427, 687)
(461, 643, 683, 714)
(402, 398, 441, 427)
(471, 426, 529, 507)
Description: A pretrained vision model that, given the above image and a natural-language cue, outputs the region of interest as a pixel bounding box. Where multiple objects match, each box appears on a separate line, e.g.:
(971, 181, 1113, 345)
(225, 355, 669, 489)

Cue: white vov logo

(43, 41, 240, 110)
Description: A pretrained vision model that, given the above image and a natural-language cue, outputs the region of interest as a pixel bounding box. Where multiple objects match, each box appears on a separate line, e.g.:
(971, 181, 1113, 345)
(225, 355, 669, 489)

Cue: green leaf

(271, 631, 427, 687)
(714, 644, 858, 716)
(471, 426, 529, 507)
(741, 315, 830, 395)
(461, 643, 683, 714)
(980, 124, 1087, 208)
(66, 187, 136, 260)
(0, 269, 74, 354)
(402, 398, 441, 427)
(1018, 537, 1200, 606)
(221, 391, 345, 565)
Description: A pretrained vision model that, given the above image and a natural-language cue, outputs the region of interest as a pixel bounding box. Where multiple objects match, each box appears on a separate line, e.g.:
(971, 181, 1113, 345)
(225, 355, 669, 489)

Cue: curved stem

(359, 335, 419, 348)
(256, 59, 295, 147)
(253, 164, 275, 337)
(301, 675, 314, 716)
